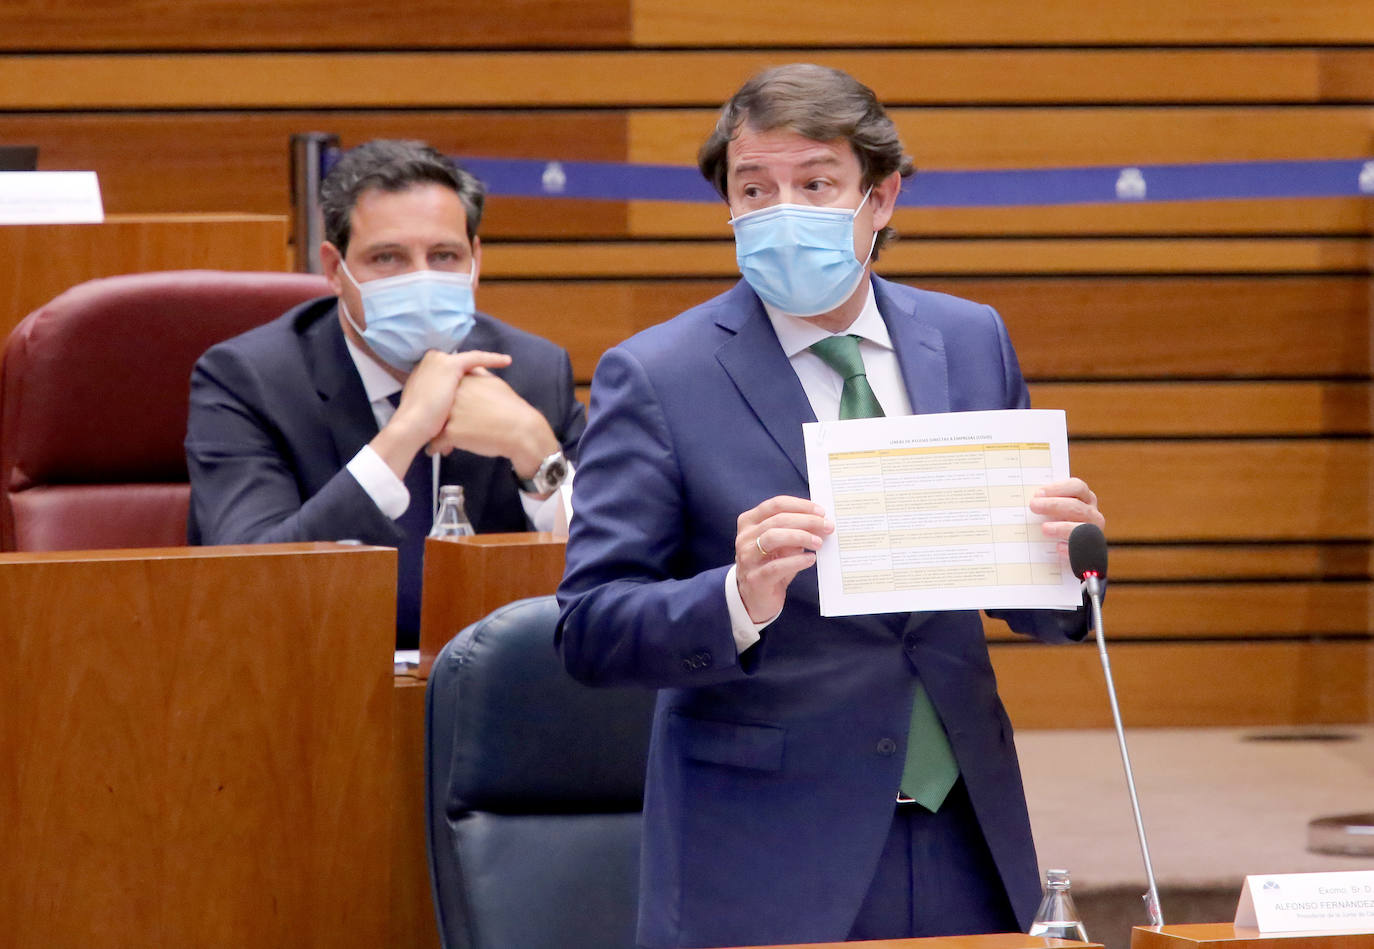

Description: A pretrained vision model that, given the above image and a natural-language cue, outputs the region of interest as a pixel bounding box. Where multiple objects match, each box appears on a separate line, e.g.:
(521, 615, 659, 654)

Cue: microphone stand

(1084, 571, 1165, 927)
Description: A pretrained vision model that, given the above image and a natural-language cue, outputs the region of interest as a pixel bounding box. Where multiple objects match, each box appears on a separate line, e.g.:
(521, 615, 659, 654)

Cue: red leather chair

(0, 270, 330, 551)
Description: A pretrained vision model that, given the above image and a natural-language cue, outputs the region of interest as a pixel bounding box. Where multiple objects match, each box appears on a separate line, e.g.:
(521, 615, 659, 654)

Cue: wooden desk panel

(993, 640, 1372, 729)
(724, 933, 1098, 949)
(1070, 441, 1372, 543)
(477, 276, 1372, 384)
(3, 50, 1370, 109)
(630, 197, 1373, 239)
(419, 532, 567, 676)
(0, 112, 628, 218)
(0, 0, 631, 50)
(983, 582, 1373, 641)
(631, 0, 1374, 45)
(630, 107, 1374, 171)
(1133, 923, 1374, 949)
(479, 238, 1372, 280)
(0, 543, 396, 949)
(392, 674, 440, 949)
(0, 215, 291, 341)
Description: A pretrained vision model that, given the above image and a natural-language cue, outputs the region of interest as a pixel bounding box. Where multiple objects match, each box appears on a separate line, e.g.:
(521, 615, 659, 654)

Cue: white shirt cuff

(346, 444, 410, 520)
(724, 563, 778, 654)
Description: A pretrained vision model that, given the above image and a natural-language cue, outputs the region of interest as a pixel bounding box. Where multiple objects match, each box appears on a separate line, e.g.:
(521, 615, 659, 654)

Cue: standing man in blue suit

(187, 140, 584, 647)
(558, 65, 1106, 948)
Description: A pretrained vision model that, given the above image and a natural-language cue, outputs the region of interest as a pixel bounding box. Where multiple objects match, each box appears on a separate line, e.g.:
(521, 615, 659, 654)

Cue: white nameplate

(393, 648, 420, 673)
(0, 171, 104, 224)
(1235, 870, 1374, 933)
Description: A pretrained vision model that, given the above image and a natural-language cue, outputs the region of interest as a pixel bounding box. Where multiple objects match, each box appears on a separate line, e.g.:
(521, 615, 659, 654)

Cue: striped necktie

(808, 333, 960, 811)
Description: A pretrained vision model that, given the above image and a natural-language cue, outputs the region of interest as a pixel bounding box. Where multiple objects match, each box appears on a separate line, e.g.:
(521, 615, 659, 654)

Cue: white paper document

(803, 409, 1081, 617)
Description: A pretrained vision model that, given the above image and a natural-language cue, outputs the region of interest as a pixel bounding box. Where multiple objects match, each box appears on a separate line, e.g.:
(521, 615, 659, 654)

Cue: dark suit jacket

(186, 297, 585, 613)
(557, 277, 1086, 949)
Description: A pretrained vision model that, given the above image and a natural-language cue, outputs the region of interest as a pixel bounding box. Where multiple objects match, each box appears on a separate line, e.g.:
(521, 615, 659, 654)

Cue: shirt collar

(761, 278, 892, 357)
(340, 310, 403, 403)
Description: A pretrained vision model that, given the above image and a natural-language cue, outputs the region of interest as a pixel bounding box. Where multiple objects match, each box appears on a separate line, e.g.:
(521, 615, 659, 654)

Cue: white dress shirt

(725, 279, 913, 651)
(340, 333, 562, 531)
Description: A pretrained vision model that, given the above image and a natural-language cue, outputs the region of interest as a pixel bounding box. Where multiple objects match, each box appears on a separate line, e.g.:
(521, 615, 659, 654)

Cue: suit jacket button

(876, 738, 897, 756)
(902, 634, 918, 651)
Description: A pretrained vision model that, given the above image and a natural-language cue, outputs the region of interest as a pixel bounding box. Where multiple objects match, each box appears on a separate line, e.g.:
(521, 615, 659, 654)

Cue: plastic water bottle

(428, 485, 475, 539)
(1028, 868, 1088, 942)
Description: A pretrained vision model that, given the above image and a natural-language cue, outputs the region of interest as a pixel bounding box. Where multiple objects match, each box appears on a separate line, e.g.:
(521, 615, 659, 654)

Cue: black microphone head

(1068, 523, 1108, 580)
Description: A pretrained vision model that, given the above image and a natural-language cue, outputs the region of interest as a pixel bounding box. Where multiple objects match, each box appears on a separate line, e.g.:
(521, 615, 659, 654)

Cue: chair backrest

(425, 595, 656, 949)
(0, 269, 329, 551)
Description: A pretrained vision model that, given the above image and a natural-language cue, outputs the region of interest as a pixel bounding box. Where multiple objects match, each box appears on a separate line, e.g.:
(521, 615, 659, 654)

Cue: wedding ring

(755, 536, 770, 558)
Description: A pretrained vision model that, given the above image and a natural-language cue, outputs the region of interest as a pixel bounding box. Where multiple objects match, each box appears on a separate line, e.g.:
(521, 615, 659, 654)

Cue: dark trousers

(847, 779, 1020, 940)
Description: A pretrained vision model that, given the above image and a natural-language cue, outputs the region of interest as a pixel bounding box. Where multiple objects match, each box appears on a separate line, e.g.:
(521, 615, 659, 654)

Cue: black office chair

(425, 595, 655, 949)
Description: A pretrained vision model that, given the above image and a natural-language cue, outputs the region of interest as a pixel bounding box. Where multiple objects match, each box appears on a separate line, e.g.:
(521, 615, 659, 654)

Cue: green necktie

(808, 333, 960, 811)
(807, 333, 883, 421)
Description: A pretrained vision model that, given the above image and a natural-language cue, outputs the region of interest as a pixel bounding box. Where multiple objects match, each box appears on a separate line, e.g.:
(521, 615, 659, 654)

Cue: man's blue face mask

(730, 188, 875, 317)
(338, 261, 476, 373)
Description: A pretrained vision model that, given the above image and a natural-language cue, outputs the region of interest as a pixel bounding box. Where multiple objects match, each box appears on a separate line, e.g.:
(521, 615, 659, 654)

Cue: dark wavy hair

(698, 64, 914, 254)
(320, 139, 485, 254)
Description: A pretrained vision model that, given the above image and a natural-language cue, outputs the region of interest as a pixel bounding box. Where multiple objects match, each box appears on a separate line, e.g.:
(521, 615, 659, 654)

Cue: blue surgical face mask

(338, 261, 477, 372)
(730, 189, 875, 317)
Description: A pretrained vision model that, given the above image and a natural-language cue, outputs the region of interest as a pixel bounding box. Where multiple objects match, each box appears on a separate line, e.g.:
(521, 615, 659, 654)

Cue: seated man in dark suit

(186, 139, 585, 647)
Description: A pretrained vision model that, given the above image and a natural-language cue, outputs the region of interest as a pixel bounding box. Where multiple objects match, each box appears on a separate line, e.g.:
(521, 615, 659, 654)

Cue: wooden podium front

(1133, 924, 1374, 949)
(722, 933, 1099, 949)
(0, 543, 397, 949)
(417, 531, 567, 676)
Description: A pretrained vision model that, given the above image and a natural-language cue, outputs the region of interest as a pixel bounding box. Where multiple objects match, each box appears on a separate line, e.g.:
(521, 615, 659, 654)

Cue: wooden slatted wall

(2, 1, 1370, 727)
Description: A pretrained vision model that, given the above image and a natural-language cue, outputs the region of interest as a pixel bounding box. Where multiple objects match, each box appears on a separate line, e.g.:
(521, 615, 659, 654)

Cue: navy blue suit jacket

(186, 297, 585, 620)
(557, 277, 1085, 948)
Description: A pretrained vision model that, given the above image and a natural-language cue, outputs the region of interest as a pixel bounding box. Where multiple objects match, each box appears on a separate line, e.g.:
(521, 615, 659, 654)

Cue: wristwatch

(517, 449, 569, 495)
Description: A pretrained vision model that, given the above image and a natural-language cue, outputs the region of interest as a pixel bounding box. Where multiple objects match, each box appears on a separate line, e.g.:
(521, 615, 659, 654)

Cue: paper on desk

(0, 171, 104, 224)
(802, 409, 1082, 617)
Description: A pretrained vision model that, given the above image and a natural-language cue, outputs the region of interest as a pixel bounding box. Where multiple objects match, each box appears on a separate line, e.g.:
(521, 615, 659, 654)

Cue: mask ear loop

(335, 260, 370, 337)
(820, 187, 879, 315)
(854, 187, 877, 268)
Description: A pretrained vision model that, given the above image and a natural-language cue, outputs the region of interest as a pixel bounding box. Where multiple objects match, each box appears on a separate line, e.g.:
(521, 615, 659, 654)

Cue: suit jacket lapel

(874, 278, 951, 416)
(303, 305, 379, 466)
(713, 285, 815, 484)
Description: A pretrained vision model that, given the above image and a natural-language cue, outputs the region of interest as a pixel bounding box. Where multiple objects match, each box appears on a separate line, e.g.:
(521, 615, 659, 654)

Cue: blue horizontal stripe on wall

(436, 156, 1374, 208)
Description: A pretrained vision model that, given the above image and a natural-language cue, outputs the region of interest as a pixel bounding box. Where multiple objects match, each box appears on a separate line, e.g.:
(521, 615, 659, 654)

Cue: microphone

(1068, 521, 1108, 588)
(1068, 523, 1164, 928)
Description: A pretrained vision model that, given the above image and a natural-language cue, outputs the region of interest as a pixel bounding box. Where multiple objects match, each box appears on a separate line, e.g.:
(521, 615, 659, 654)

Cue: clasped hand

(376, 350, 558, 485)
